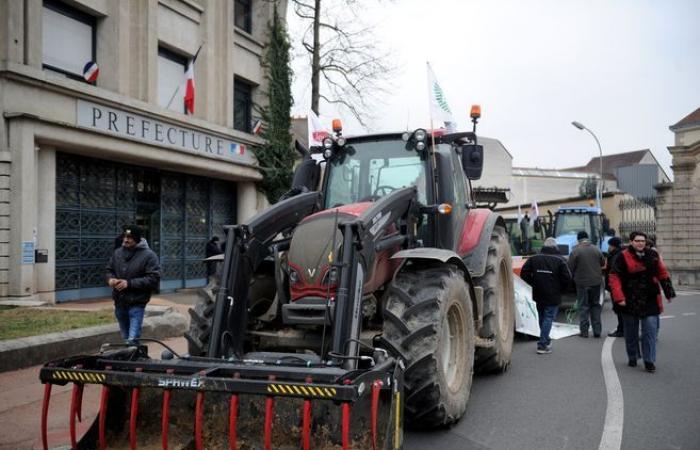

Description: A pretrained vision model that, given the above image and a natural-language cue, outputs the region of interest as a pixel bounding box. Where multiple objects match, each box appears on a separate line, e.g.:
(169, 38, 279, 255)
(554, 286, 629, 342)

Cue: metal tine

(129, 367, 143, 450)
(162, 368, 175, 450)
(264, 375, 276, 450)
(229, 373, 240, 450)
(301, 376, 313, 450)
(194, 370, 206, 450)
(70, 382, 82, 450)
(98, 365, 112, 450)
(41, 383, 52, 450)
(341, 379, 351, 450)
(371, 380, 383, 450)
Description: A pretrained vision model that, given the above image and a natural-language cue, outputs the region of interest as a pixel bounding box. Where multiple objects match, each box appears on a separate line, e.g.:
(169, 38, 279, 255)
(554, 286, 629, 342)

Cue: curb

(0, 307, 188, 372)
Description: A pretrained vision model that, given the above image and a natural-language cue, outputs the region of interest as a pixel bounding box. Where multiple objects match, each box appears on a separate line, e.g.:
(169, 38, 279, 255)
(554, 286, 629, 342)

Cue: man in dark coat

(609, 231, 675, 373)
(521, 237, 572, 354)
(605, 237, 624, 337)
(205, 236, 222, 283)
(106, 225, 161, 345)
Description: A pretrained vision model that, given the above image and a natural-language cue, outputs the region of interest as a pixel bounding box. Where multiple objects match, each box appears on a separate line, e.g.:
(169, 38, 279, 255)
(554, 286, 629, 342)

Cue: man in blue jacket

(106, 225, 161, 345)
(521, 238, 572, 354)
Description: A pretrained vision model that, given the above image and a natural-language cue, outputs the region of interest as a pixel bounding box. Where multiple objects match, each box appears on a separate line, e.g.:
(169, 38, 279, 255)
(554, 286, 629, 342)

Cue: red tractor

(39, 119, 514, 449)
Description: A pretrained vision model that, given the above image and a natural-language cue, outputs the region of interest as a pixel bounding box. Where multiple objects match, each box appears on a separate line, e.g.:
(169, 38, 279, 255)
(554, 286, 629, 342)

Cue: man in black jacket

(521, 237, 572, 354)
(106, 225, 161, 345)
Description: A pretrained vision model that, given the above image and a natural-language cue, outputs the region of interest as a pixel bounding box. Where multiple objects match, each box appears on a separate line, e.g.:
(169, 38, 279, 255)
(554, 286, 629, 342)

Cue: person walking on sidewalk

(605, 237, 625, 337)
(609, 231, 676, 373)
(106, 225, 161, 345)
(568, 231, 605, 338)
(520, 237, 572, 354)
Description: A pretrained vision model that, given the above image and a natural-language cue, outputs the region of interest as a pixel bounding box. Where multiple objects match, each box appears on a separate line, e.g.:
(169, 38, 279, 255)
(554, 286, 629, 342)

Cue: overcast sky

(288, 0, 700, 176)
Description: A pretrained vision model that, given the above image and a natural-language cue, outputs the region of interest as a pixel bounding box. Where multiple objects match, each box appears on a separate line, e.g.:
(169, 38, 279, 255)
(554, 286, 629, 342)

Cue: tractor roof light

(332, 119, 343, 134)
(470, 105, 481, 119)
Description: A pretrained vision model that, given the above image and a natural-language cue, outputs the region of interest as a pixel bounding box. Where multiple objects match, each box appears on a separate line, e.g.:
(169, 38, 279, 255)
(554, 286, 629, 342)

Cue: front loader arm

(210, 191, 322, 358)
(332, 187, 418, 367)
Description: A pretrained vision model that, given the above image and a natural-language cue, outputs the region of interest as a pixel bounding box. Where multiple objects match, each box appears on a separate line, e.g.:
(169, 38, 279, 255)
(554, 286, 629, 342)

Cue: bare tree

(290, 0, 394, 127)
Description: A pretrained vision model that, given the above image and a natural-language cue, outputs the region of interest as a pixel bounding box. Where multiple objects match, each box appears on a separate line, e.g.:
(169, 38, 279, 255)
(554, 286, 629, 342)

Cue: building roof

(561, 149, 651, 179)
(670, 106, 700, 131)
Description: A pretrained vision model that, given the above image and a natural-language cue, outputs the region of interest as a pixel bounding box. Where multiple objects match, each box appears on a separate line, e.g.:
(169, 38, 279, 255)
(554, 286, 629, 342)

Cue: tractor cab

(553, 206, 612, 256)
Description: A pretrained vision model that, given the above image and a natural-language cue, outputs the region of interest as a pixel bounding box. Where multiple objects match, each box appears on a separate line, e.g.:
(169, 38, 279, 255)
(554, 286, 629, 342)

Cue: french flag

(184, 46, 202, 115)
(83, 61, 99, 83)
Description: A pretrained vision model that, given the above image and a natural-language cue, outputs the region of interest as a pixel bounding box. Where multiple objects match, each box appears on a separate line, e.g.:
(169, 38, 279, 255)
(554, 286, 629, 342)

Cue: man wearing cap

(520, 237, 572, 354)
(568, 230, 605, 337)
(106, 225, 161, 345)
(604, 237, 624, 337)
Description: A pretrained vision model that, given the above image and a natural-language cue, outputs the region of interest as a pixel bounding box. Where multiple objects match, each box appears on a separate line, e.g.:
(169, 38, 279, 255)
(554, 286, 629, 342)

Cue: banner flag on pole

(531, 200, 539, 222)
(517, 205, 523, 225)
(427, 62, 457, 132)
(307, 110, 330, 147)
(184, 45, 203, 115)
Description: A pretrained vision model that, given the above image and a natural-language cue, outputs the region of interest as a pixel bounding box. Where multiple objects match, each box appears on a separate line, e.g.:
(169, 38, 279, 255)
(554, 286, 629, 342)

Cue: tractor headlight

(415, 141, 426, 151)
(336, 136, 346, 147)
(323, 148, 333, 159)
(322, 137, 334, 150)
(289, 269, 300, 284)
(414, 128, 427, 142)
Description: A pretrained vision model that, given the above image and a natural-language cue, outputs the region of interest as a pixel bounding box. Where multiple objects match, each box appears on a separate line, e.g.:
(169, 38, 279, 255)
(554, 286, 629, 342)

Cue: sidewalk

(0, 290, 200, 372)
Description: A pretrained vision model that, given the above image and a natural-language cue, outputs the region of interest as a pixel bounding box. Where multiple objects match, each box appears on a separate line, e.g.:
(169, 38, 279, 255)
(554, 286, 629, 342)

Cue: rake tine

(371, 380, 383, 450)
(41, 383, 52, 450)
(98, 365, 112, 450)
(264, 375, 276, 450)
(70, 382, 81, 450)
(341, 380, 351, 450)
(98, 385, 110, 450)
(301, 376, 313, 450)
(130, 368, 143, 450)
(162, 369, 174, 450)
(229, 373, 240, 450)
(195, 390, 205, 450)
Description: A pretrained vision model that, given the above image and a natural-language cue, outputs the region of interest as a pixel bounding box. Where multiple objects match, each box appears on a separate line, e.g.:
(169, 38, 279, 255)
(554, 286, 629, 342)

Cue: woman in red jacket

(609, 231, 676, 373)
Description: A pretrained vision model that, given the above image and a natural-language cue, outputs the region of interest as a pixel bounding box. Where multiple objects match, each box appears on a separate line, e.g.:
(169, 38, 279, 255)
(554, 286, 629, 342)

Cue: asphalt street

(406, 291, 700, 450)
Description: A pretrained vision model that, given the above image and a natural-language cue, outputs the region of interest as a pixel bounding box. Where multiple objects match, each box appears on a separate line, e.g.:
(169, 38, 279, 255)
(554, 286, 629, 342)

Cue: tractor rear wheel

(184, 287, 216, 356)
(382, 265, 475, 429)
(474, 225, 515, 373)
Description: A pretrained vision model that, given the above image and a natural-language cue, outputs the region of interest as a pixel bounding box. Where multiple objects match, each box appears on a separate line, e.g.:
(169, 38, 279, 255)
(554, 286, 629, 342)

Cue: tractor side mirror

(291, 158, 320, 192)
(461, 144, 483, 180)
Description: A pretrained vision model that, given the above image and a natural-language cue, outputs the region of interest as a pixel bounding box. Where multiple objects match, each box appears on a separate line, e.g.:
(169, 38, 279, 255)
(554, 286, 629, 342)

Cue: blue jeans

(622, 313, 658, 363)
(114, 304, 146, 344)
(576, 285, 602, 336)
(537, 304, 558, 348)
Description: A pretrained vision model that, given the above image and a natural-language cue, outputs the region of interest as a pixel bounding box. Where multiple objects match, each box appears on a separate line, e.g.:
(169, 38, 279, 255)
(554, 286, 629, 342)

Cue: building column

(6, 118, 37, 301)
(237, 181, 259, 223)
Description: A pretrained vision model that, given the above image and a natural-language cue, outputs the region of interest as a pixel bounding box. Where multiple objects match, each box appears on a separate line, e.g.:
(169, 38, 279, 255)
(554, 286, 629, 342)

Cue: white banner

(426, 62, 456, 132)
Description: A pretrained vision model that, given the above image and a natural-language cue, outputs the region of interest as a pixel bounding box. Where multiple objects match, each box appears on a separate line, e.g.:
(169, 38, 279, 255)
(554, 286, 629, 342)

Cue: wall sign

(21, 242, 35, 264)
(76, 100, 255, 164)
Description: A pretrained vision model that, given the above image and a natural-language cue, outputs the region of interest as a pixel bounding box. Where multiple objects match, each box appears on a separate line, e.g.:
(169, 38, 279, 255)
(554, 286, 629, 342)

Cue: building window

(42, 0, 96, 80)
(234, 0, 252, 33)
(157, 47, 187, 113)
(234, 78, 253, 133)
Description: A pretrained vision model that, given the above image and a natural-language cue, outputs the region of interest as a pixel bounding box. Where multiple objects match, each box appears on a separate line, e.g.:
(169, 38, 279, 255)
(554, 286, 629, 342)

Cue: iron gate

(618, 196, 656, 242)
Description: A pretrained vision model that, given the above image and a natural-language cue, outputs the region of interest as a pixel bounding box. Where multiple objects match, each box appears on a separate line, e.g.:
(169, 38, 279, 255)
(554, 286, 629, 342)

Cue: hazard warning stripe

(265, 383, 338, 398)
(51, 370, 106, 384)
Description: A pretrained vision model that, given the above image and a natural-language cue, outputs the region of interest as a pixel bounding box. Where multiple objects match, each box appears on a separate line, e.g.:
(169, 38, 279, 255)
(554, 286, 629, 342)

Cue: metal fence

(618, 196, 656, 242)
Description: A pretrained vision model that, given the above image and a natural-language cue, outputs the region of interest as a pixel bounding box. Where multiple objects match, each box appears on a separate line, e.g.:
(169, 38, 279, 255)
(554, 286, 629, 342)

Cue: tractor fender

(391, 248, 478, 320)
(458, 209, 506, 279)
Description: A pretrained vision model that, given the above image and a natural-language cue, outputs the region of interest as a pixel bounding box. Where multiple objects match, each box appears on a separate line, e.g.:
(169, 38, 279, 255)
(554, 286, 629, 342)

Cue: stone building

(0, 0, 286, 303)
(656, 107, 700, 289)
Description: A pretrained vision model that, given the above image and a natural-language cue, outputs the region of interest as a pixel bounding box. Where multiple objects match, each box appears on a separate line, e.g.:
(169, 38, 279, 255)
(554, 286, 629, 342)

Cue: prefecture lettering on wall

(76, 100, 254, 164)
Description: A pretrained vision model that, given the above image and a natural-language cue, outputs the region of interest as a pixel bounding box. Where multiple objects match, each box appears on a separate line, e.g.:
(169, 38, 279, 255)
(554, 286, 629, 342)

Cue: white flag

(531, 200, 539, 222)
(517, 205, 523, 225)
(307, 110, 330, 147)
(427, 62, 457, 132)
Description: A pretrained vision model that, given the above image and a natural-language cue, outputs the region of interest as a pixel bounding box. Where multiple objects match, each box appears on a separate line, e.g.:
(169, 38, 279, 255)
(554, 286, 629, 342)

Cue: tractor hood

(287, 203, 373, 300)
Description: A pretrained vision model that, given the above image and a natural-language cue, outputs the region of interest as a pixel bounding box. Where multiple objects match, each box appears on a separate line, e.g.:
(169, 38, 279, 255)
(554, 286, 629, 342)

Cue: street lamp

(572, 121, 604, 210)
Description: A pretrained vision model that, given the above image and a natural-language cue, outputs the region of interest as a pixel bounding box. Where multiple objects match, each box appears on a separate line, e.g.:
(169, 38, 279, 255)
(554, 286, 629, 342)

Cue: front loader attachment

(39, 342, 404, 450)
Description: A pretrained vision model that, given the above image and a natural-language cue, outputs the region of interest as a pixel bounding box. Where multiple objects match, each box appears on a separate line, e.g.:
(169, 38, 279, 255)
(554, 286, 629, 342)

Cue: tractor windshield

(554, 213, 592, 240)
(324, 138, 427, 208)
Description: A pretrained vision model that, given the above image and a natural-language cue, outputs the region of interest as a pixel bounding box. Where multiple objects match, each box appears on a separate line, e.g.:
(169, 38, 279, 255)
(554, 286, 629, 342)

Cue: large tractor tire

(184, 286, 216, 356)
(383, 265, 475, 429)
(474, 225, 515, 373)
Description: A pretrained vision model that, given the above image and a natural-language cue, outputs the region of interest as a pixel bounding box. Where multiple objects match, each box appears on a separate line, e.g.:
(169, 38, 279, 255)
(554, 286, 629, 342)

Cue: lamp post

(572, 121, 604, 210)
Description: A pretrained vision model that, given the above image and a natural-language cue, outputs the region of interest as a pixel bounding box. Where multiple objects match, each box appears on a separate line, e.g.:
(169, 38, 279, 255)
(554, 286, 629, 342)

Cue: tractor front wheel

(382, 265, 475, 429)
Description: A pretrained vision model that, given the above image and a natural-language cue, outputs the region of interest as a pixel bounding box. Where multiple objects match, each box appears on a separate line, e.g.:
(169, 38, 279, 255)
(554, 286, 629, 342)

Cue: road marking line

(660, 315, 675, 319)
(681, 312, 696, 316)
(598, 337, 624, 450)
